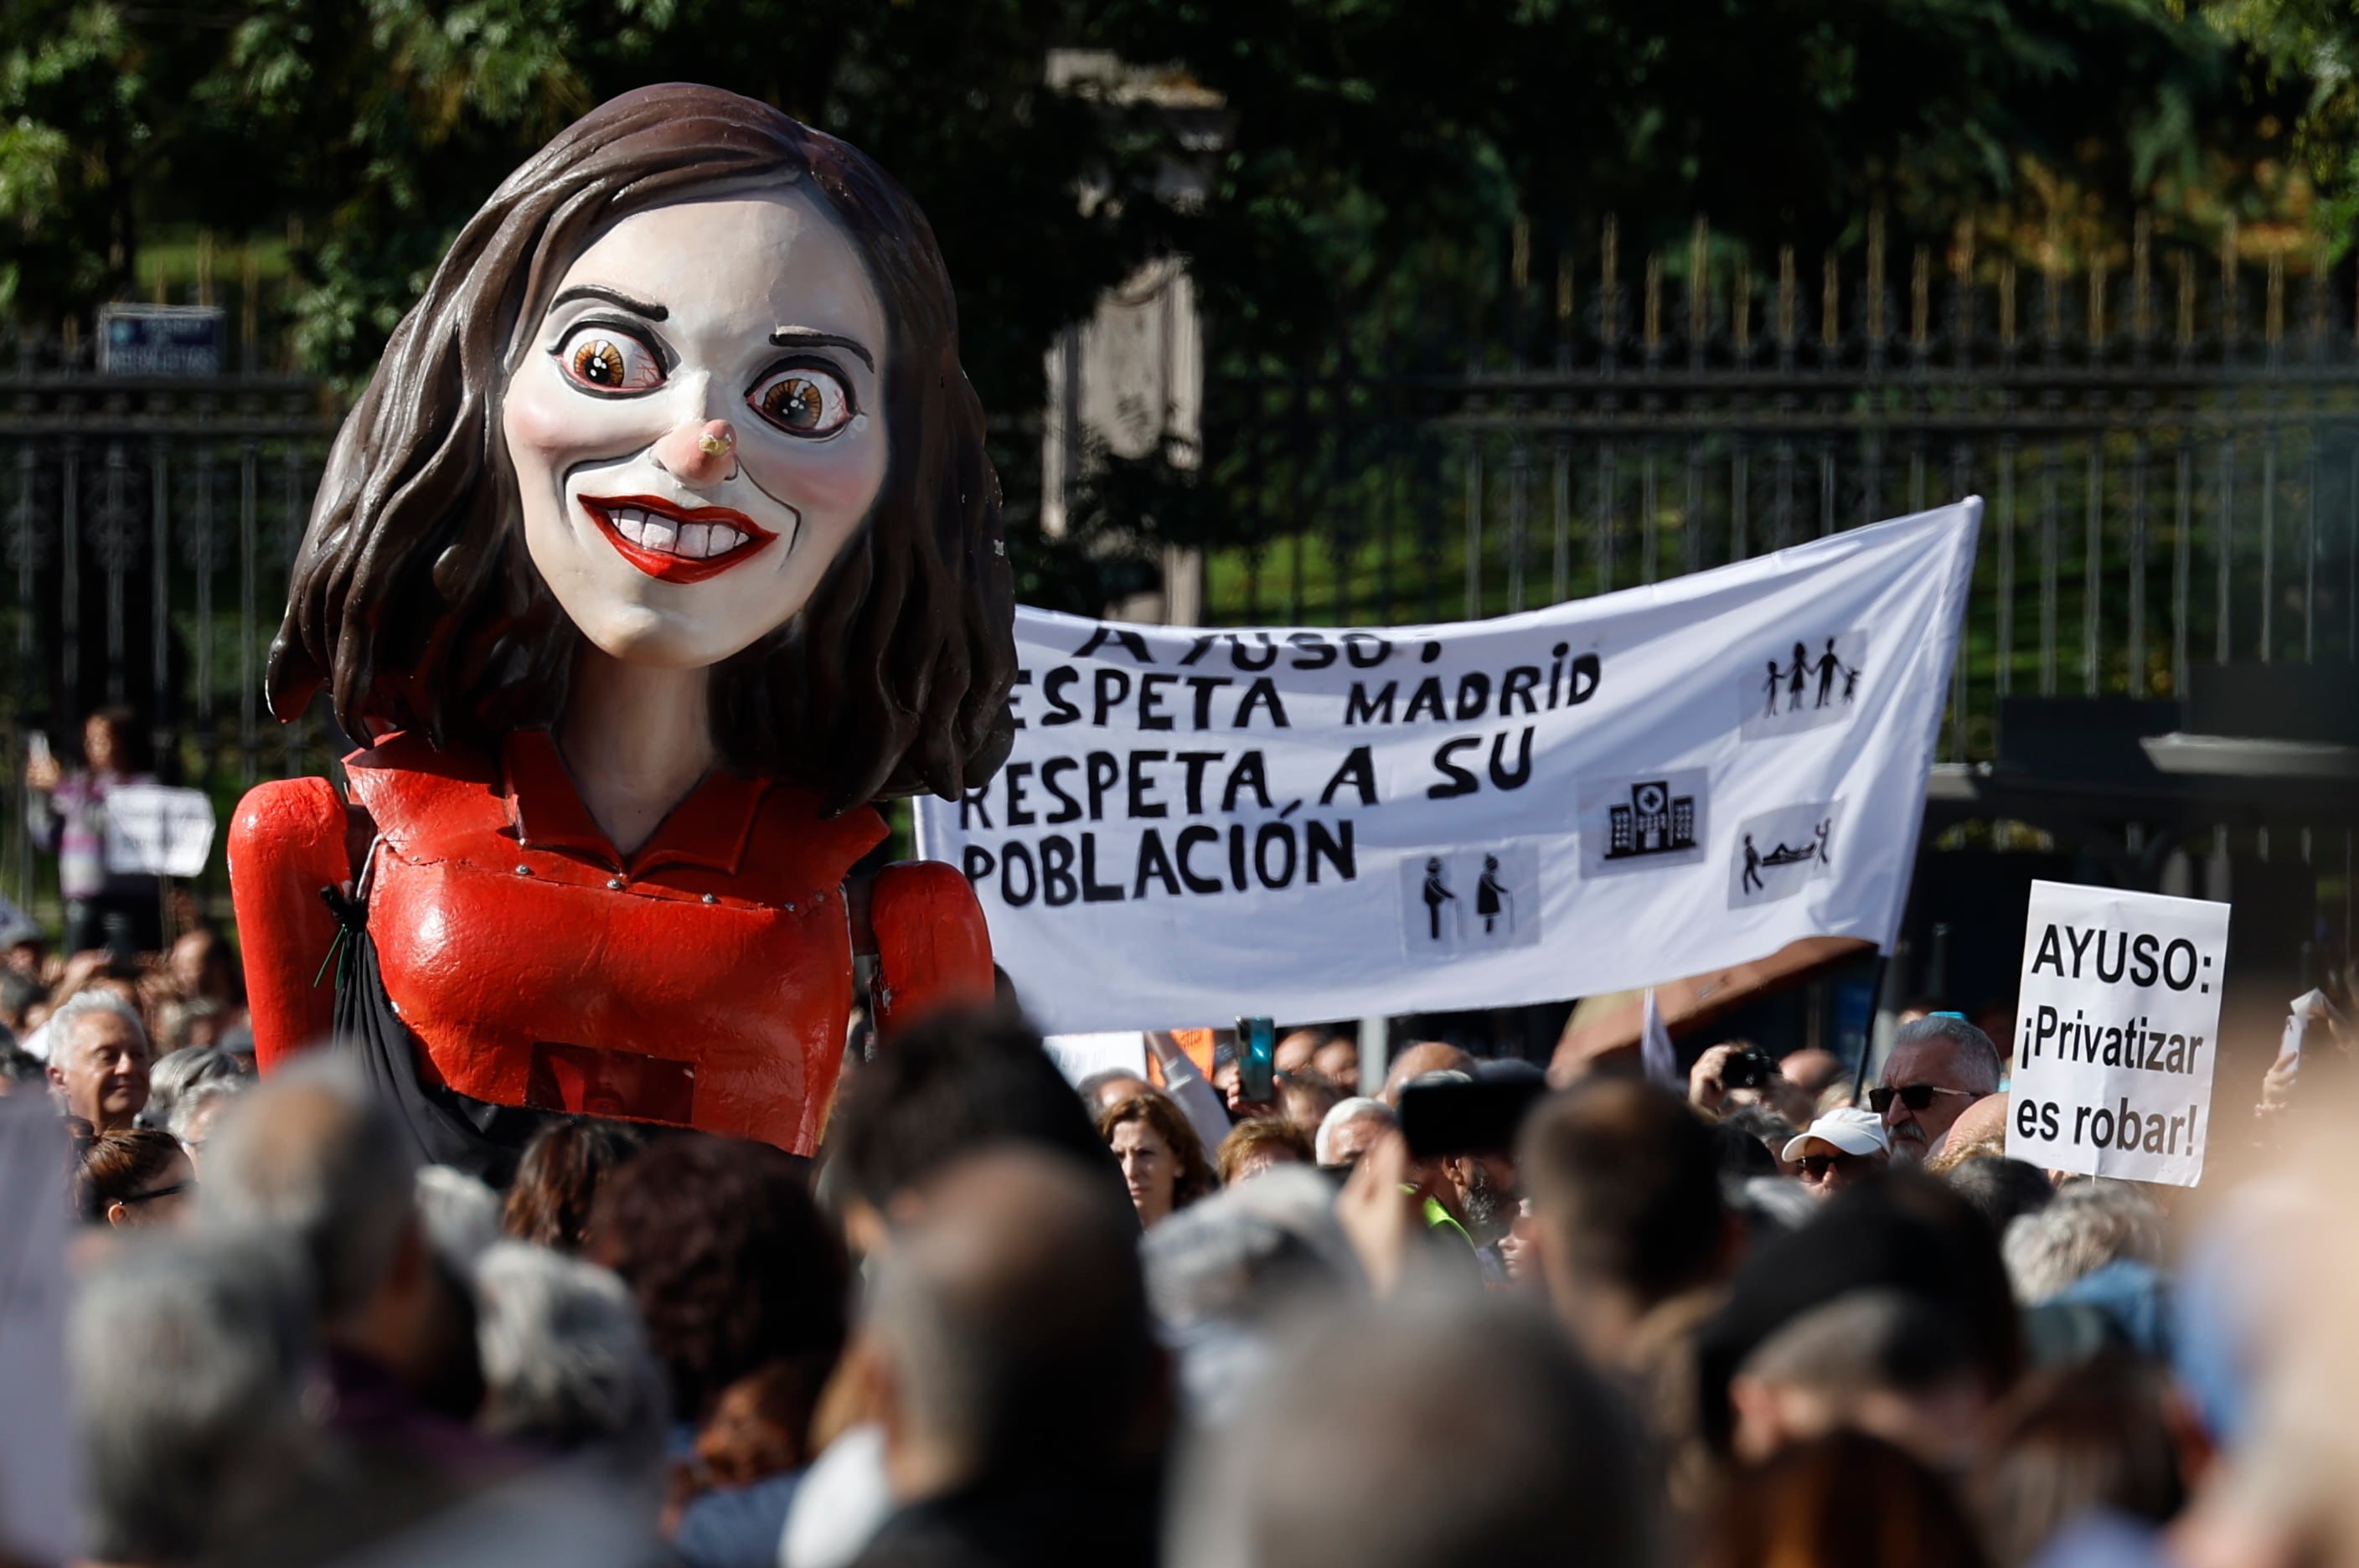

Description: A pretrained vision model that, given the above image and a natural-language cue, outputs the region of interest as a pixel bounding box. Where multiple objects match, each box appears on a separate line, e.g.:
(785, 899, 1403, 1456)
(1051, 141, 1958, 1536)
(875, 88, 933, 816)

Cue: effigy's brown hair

(267, 84, 1016, 812)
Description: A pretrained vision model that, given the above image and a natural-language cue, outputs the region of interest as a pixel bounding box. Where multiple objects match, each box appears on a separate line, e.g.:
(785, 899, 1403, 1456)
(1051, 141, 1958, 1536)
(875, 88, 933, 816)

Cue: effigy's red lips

(581, 493, 778, 584)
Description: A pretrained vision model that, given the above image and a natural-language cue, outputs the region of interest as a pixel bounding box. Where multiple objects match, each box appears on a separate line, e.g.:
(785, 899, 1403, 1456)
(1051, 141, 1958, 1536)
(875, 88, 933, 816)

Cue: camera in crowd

(1721, 1045, 1780, 1091)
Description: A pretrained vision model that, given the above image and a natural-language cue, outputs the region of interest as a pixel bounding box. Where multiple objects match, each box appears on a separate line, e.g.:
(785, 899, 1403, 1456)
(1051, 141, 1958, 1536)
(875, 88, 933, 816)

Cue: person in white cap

(1780, 1106, 1890, 1199)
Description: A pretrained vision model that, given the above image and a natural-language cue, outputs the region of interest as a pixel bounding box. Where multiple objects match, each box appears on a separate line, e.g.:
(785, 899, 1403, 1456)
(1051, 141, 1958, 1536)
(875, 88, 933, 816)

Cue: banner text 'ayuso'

(916, 502, 1981, 1034)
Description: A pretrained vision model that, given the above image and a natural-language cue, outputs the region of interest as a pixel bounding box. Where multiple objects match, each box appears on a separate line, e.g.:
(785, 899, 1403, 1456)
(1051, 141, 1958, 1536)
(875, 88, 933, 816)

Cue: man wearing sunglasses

(1872, 1015, 2003, 1163)
(1778, 1106, 1890, 1199)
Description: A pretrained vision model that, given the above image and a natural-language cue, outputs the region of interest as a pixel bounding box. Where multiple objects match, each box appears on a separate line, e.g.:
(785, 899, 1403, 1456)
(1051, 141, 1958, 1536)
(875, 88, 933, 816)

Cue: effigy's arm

(229, 777, 364, 1070)
(867, 859, 996, 1034)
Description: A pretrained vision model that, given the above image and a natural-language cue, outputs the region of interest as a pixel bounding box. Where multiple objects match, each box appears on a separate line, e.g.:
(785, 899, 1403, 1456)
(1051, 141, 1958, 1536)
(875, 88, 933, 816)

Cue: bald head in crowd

(1930, 1090, 2011, 1164)
(1315, 1097, 1396, 1168)
(1780, 1048, 1843, 1099)
(859, 1148, 1163, 1502)
(1380, 1043, 1474, 1106)
(1169, 1302, 1645, 1568)
(1076, 1068, 1155, 1117)
(1275, 1028, 1327, 1075)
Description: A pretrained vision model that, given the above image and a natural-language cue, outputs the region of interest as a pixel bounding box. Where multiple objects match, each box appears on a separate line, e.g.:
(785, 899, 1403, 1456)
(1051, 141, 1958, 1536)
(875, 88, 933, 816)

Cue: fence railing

(0, 374, 343, 913)
(7, 214, 2359, 914)
(1195, 214, 2359, 769)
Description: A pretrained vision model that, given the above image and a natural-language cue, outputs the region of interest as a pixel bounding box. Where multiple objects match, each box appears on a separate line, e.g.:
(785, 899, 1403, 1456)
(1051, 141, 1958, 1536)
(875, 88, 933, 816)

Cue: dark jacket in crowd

(852, 1466, 1163, 1568)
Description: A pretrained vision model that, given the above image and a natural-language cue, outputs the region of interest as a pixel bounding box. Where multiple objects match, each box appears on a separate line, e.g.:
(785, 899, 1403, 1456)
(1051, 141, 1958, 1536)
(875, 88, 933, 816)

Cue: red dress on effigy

(229, 729, 991, 1171)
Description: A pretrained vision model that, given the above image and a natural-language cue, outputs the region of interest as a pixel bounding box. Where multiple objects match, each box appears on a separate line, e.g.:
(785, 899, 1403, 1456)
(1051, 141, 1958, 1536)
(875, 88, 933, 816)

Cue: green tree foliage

(1, 0, 1189, 606)
(1124, 0, 2315, 367)
(2212, 0, 2359, 245)
(0, 0, 2342, 600)
(0, 3, 215, 313)
(1097, 0, 2325, 564)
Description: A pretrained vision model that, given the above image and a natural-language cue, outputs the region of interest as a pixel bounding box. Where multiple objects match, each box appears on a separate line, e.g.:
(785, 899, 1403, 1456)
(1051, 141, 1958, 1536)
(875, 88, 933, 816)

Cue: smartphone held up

(1236, 1015, 1276, 1103)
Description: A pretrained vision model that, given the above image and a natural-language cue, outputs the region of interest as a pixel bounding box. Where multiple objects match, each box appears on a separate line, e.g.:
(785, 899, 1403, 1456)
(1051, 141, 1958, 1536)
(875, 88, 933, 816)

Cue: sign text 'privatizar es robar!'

(2006, 879, 2232, 1186)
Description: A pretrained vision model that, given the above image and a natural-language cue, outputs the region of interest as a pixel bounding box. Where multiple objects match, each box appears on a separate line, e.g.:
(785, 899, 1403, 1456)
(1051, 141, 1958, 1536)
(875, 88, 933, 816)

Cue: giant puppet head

(266, 85, 1016, 811)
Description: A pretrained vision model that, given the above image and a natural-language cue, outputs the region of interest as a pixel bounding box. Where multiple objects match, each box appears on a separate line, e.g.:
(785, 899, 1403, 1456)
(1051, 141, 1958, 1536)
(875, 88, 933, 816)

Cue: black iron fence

(0, 373, 341, 912)
(5, 212, 2357, 920)
(1195, 214, 2359, 769)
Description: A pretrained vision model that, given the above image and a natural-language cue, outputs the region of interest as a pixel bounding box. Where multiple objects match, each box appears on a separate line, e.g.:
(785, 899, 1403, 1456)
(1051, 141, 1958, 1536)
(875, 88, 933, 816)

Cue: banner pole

(1851, 952, 1890, 1103)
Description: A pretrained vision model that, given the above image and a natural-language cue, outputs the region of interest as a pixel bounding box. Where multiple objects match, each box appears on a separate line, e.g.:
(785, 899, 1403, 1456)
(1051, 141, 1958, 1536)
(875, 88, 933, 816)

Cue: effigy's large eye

(748, 364, 855, 437)
(555, 326, 665, 393)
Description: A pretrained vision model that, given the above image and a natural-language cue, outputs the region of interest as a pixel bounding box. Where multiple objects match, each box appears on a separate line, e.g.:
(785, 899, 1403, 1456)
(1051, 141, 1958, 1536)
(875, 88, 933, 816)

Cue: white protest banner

(2005, 879, 2231, 1186)
(102, 785, 216, 878)
(916, 501, 1979, 1034)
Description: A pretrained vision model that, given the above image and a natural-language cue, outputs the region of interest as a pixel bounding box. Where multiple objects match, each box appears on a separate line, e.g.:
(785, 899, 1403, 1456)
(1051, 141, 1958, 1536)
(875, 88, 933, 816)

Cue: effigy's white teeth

(641, 518, 678, 552)
(679, 524, 715, 559)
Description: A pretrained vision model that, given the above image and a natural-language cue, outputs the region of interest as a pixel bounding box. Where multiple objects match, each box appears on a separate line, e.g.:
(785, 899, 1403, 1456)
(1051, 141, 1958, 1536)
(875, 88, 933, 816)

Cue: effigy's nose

(654, 418, 737, 484)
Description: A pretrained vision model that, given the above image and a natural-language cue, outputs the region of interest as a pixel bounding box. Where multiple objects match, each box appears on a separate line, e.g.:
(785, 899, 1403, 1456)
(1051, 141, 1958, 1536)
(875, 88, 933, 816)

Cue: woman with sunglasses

(1778, 1107, 1890, 1199)
(75, 1127, 197, 1230)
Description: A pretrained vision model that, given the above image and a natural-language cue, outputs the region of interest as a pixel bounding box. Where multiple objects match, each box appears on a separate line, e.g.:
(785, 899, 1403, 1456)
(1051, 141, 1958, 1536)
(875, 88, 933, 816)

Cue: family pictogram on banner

(1741, 628, 1871, 740)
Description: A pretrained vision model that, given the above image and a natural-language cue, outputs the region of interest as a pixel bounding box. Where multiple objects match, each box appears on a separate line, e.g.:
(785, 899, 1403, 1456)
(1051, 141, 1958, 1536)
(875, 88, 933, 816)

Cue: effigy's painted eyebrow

(770, 328, 874, 370)
(549, 284, 668, 320)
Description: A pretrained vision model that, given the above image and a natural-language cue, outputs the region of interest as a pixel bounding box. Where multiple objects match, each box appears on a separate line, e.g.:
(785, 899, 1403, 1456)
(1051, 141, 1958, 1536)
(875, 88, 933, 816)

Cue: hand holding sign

(2005, 880, 2232, 1186)
(102, 786, 217, 879)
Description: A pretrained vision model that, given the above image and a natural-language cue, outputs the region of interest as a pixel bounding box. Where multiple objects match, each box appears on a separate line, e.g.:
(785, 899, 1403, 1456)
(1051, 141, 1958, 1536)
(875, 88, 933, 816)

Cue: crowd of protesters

(8, 879, 2359, 1568)
(0, 909, 250, 1071)
(3, 707, 254, 1139)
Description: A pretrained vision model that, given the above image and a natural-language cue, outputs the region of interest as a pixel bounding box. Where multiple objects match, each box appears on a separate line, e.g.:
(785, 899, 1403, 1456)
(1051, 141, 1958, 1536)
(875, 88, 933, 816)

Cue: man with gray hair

(1314, 1096, 1396, 1168)
(169, 1074, 245, 1165)
(1143, 1166, 1363, 1425)
(44, 988, 151, 1131)
(1872, 1014, 2004, 1162)
(472, 1240, 668, 1473)
(71, 1235, 312, 1564)
(1167, 1302, 1646, 1568)
(201, 1055, 525, 1509)
(203, 1055, 422, 1328)
(140, 1040, 241, 1134)
(2003, 1180, 2165, 1302)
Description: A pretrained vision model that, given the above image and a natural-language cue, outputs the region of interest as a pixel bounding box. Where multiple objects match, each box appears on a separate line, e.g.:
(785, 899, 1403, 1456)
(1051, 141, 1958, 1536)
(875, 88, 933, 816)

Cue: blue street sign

(96, 306, 227, 376)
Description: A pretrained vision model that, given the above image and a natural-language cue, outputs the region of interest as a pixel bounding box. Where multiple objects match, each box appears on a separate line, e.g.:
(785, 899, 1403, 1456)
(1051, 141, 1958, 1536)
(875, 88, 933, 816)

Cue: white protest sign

(101, 785, 215, 878)
(2005, 879, 2231, 1186)
(916, 502, 1979, 1034)
(1041, 1031, 1151, 1087)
